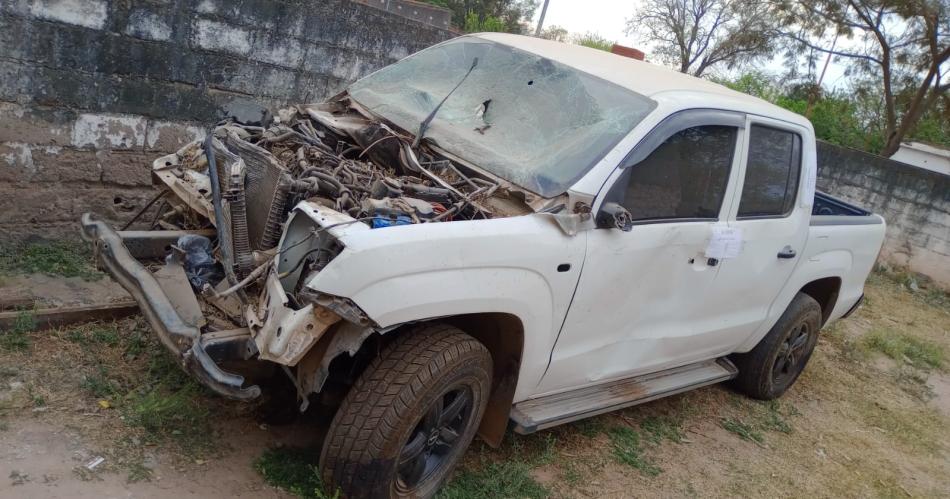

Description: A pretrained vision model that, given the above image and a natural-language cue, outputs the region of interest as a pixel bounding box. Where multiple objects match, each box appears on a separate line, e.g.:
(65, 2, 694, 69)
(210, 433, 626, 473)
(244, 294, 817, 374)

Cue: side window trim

(620, 109, 746, 168)
(735, 122, 804, 220)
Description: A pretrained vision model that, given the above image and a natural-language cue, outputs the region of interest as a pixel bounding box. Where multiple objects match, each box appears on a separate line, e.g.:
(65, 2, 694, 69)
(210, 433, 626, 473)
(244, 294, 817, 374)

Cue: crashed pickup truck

(81, 33, 886, 498)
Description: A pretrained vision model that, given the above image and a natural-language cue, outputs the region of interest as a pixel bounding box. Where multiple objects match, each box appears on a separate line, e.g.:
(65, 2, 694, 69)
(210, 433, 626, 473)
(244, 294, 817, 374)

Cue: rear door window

(738, 126, 802, 217)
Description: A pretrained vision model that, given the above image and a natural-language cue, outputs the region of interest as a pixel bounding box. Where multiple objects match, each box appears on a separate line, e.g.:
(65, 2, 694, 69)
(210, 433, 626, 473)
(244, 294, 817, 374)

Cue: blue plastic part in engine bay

(371, 215, 413, 228)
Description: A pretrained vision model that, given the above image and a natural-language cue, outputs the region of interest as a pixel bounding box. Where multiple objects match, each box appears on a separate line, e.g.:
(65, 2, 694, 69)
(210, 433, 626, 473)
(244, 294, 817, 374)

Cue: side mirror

(596, 202, 633, 232)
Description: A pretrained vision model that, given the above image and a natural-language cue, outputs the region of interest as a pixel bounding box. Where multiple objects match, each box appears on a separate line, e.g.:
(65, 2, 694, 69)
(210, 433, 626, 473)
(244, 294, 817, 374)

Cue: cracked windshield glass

(348, 36, 656, 197)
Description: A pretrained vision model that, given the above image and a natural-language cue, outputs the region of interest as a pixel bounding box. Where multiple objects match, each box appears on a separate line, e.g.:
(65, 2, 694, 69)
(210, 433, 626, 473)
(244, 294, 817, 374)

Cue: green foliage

(0, 242, 101, 280)
(125, 460, 153, 483)
(123, 329, 149, 358)
(448, 0, 537, 33)
(759, 400, 795, 434)
(120, 351, 216, 454)
(80, 366, 122, 399)
(126, 383, 209, 443)
(463, 10, 507, 32)
(720, 400, 798, 444)
(91, 326, 121, 346)
(419, 0, 449, 7)
(69, 325, 122, 347)
(640, 415, 683, 444)
(539, 25, 569, 42)
(606, 426, 661, 476)
(720, 417, 764, 444)
(573, 32, 614, 51)
(864, 329, 945, 370)
(715, 71, 949, 154)
(255, 447, 338, 499)
(571, 416, 607, 438)
(0, 311, 34, 351)
(439, 460, 548, 499)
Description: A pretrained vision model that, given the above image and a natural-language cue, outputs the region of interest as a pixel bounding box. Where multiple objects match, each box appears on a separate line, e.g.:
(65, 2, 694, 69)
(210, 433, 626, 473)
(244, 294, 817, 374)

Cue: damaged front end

(81, 95, 531, 403)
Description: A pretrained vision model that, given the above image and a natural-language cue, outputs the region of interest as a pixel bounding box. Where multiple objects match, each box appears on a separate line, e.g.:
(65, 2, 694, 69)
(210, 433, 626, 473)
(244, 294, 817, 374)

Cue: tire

(730, 293, 822, 400)
(320, 324, 493, 498)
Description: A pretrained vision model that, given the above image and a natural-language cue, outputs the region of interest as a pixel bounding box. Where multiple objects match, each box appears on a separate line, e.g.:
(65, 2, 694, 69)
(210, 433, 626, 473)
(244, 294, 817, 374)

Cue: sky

(529, 0, 851, 89)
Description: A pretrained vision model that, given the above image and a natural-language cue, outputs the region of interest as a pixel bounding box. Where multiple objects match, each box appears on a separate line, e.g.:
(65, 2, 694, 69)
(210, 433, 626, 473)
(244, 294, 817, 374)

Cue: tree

(442, 0, 539, 33)
(782, 0, 950, 156)
(625, 0, 780, 76)
(716, 71, 950, 153)
(573, 32, 615, 51)
(539, 25, 569, 42)
(463, 10, 507, 32)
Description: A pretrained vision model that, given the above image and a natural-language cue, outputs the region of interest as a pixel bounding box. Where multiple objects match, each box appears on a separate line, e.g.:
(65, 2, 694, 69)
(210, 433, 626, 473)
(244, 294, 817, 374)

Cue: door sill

(511, 358, 737, 434)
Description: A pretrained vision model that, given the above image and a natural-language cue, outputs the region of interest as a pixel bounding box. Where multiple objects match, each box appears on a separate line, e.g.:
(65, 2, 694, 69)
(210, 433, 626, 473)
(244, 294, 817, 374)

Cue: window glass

(622, 125, 736, 221)
(348, 37, 656, 197)
(738, 126, 802, 217)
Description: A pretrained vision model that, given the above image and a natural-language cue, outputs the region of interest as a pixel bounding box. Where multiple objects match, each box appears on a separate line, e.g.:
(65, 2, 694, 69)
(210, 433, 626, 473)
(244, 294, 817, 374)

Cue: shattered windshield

(348, 37, 657, 197)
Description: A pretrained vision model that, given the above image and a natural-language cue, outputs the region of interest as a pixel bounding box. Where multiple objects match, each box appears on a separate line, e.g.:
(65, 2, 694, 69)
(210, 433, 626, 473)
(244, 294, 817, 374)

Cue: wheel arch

(298, 312, 524, 448)
(443, 313, 524, 448)
(799, 276, 841, 326)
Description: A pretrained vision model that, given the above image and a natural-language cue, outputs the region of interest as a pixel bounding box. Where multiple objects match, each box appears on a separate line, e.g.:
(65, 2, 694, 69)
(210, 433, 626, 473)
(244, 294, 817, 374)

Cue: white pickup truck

(81, 33, 885, 498)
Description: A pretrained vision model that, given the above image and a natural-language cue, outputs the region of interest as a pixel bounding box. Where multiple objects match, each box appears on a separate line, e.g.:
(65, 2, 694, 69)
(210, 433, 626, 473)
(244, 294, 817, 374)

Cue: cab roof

(473, 33, 811, 129)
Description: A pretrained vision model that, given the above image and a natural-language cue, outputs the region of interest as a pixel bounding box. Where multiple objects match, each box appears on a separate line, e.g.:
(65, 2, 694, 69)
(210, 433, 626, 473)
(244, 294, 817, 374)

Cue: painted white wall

(890, 142, 950, 176)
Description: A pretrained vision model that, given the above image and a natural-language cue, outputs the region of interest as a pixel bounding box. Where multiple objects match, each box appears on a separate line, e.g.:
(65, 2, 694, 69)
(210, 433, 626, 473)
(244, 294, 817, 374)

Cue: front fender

(302, 212, 587, 402)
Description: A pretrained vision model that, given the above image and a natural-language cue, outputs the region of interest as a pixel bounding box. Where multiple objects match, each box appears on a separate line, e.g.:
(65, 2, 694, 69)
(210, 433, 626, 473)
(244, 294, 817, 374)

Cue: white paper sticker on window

(705, 225, 744, 259)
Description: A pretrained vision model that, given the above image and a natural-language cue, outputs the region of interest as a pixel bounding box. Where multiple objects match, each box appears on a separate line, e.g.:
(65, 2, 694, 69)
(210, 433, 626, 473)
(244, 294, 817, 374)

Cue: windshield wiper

(411, 57, 478, 149)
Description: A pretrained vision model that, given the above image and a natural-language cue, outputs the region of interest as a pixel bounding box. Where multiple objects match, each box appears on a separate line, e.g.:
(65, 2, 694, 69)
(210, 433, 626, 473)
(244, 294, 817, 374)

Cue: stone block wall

(352, 0, 452, 29)
(817, 141, 950, 287)
(0, 0, 452, 242)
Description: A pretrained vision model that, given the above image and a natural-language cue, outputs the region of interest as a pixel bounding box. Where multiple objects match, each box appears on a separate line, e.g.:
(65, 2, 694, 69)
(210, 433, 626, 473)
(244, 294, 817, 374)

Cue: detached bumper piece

(80, 213, 260, 401)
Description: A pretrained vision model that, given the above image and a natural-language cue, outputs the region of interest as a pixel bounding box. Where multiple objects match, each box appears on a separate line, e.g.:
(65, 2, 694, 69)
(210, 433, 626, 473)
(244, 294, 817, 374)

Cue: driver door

(538, 111, 745, 395)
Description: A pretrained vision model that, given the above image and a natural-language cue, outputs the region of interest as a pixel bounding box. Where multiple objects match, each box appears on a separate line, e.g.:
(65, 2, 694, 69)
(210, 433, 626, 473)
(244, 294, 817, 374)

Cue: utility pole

(534, 0, 550, 36)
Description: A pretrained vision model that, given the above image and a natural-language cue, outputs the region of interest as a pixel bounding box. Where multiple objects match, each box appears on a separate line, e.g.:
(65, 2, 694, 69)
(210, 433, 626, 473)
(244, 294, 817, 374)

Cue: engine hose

(203, 133, 247, 303)
(300, 170, 348, 195)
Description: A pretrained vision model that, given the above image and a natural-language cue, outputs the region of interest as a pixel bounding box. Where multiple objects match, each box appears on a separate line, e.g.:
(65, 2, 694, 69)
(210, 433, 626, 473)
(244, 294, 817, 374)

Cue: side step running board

(511, 358, 737, 434)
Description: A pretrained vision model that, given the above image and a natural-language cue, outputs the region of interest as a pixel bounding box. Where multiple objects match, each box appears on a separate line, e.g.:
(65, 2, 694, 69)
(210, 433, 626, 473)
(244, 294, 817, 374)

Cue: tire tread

(320, 324, 491, 497)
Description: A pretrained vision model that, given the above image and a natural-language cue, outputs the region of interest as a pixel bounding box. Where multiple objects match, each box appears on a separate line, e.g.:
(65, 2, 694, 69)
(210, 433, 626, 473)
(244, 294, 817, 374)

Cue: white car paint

(290, 34, 885, 404)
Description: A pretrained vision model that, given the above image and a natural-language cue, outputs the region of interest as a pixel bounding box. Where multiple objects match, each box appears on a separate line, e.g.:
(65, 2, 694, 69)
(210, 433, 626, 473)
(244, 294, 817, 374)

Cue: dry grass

(1, 268, 948, 497)
(0, 317, 253, 482)
(446, 269, 950, 498)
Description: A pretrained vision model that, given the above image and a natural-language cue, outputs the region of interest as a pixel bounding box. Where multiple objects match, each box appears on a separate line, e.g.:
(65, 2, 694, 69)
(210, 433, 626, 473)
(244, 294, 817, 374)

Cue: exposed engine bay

(125, 95, 536, 401)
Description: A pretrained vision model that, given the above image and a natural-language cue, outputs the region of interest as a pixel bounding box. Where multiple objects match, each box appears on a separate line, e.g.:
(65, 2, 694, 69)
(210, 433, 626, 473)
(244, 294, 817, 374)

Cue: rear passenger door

(708, 116, 810, 351)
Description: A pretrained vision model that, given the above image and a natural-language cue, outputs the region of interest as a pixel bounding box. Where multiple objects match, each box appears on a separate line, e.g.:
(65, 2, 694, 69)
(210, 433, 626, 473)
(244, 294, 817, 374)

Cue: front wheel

(320, 324, 492, 498)
(730, 293, 822, 400)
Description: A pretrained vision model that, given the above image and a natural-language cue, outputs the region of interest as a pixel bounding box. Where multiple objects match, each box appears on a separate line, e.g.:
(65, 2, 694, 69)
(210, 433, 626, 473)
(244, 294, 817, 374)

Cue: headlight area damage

(81, 97, 531, 405)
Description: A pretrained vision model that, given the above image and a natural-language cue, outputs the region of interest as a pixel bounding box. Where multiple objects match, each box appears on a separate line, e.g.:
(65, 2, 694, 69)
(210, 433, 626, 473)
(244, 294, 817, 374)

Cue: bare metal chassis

(80, 213, 261, 400)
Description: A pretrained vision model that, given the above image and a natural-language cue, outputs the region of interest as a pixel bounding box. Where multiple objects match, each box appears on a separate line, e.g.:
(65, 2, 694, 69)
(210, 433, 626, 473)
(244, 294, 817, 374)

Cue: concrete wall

(352, 0, 452, 29)
(0, 0, 452, 242)
(817, 141, 950, 287)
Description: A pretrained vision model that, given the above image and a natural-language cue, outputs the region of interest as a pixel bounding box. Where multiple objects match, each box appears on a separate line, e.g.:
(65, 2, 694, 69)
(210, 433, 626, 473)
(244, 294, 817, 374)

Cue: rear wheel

(320, 324, 492, 498)
(731, 293, 822, 400)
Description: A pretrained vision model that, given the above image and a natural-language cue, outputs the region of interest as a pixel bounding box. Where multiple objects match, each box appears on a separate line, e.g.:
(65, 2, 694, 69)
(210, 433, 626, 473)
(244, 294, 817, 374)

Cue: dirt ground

(0, 269, 947, 498)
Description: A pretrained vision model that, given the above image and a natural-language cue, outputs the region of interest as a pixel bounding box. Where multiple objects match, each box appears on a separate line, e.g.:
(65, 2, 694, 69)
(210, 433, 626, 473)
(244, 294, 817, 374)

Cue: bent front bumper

(80, 213, 260, 400)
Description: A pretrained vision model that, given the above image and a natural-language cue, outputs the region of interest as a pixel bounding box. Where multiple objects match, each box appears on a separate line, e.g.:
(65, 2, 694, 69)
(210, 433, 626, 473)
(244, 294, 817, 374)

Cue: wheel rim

(395, 385, 474, 492)
(772, 322, 811, 386)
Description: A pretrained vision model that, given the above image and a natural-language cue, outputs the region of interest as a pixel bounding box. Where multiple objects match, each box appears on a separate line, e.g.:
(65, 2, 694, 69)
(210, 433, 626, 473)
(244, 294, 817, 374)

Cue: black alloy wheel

(395, 386, 474, 492)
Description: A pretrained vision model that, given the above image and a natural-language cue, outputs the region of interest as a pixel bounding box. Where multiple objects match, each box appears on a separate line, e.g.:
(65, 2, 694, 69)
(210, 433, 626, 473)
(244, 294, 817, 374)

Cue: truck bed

(811, 192, 880, 226)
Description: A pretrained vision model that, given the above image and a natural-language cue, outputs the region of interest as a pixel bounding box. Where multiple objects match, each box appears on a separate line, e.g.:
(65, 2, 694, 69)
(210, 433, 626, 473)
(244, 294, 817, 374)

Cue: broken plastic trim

(80, 213, 261, 401)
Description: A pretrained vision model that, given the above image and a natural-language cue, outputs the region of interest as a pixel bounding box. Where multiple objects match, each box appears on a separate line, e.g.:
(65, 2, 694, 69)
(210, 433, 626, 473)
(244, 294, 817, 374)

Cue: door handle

(777, 246, 797, 259)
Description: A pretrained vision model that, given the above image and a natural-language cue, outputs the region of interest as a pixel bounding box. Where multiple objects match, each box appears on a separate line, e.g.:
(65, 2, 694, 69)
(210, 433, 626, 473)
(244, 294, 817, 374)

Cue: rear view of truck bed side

(806, 192, 885, 322)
